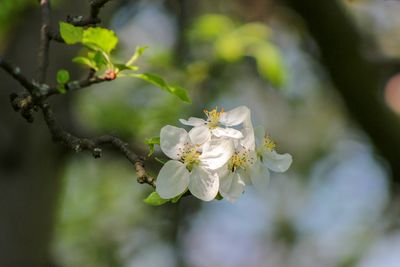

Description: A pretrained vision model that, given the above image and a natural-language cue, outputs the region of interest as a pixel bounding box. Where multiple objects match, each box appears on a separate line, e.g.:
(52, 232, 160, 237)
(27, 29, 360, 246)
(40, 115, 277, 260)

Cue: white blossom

(156, 125, 233, 201)
(179, 106, 250, 145)
(154, 105, 292, 203)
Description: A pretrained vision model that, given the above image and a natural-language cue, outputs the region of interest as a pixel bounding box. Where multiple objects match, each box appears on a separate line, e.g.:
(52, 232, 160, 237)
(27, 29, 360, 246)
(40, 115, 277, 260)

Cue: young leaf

(59, 22, 83, 44)
(145, 137, 160, 156)
(126, 46, 148, 66)
(56, 69, 70, 84)
(82, 27, 118, 54)
(170, 190, 187, 203)
(134, 73, 191, 103)
(57, 85, 67, 94)
(90, 51, 108, 68)
(144, 191, 170, 206)
(72, 57, 98, 70)
(167, 85, 191, 104)
(114, 64, 139, 72)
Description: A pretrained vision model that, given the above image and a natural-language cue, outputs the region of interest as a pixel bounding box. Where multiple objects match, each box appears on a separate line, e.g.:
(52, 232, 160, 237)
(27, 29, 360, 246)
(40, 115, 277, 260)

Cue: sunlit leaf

(72, 56, 98, 70)
(126, 46, 148, 66)
(215, 33, 244, 62)
(190, 14, 234, 40)
(235, 23, 271, 45)
(143, 191, 169, 206)
(59, 22, 83, 44)
(89, 51, 108, 68)
(134, 73, 191, 103)
(252, 42, 286, 87)
(82, 27, 118, 54)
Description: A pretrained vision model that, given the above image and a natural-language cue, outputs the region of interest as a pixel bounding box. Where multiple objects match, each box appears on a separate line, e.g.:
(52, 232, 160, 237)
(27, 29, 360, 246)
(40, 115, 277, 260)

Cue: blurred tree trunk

(0, 1, 90, 266)
(285, 0, 400, 196)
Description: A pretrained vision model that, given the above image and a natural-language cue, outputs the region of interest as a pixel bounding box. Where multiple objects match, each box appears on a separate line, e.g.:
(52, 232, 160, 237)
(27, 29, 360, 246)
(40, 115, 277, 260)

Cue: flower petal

(219, 106, 250, 126)
(240, 126, 255, 150)
(212, 127, 243, 139)
(263, 150, 293, 173)
(179, 117, 206, 127)
(254, 125, 265, 147)
(200, 138, 234, 170)
(156, 160, 190, 199)
(188, 167, 219, 201)
(249, 159, 270, 192)
(219, 172, 245, 203)
(189, 125, 211, 145)
(160, 125, 189, 160)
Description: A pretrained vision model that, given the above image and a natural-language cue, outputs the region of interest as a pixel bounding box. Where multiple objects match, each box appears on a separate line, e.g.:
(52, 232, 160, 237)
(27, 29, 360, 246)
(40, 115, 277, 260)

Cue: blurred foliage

(59, 22, 191, 102)
(188, 14, 287, 87)
(53, 157, 150, 267)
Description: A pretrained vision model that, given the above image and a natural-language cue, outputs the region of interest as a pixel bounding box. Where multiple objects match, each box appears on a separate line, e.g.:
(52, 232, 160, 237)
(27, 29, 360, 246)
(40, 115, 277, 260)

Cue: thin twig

(49, 0, 113, 43)
(0, 0, 156, 187)
(41, 103, 155, 187)
(0, 57, 38, 94)
(45, 75, 110, 97)
(36, 0, 51, 83)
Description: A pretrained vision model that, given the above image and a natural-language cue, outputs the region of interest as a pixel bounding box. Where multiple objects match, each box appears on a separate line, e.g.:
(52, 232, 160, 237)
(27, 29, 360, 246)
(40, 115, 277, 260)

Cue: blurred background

(1, 0, 400, 266)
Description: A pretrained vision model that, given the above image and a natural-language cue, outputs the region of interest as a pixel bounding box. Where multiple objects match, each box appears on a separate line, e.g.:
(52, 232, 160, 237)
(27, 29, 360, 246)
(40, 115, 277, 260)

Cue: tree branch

(0, 0, 156, 188)
(37, 0, 51, 83)
(45, 73, 111, 97)
(41, 103, 155, 187)
(48, 0, 113, 43)
(0, 57, 37, 94)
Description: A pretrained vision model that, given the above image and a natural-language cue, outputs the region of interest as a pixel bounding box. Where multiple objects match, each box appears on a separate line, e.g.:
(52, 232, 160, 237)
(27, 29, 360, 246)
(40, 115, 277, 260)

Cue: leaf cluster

(59, 22, 191, 103)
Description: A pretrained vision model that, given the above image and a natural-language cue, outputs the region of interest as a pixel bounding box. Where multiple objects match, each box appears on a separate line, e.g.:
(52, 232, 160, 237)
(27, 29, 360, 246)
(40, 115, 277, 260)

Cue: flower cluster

(155, 106, 292, 202)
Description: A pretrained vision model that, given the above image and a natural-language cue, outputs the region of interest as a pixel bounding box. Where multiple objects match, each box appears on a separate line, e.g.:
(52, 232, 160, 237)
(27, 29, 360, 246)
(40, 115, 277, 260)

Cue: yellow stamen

(227, 149, 254, 172)
(180, 145, 201, 168)
(203, 107, 224, 129)
(264, 135, 276, 151)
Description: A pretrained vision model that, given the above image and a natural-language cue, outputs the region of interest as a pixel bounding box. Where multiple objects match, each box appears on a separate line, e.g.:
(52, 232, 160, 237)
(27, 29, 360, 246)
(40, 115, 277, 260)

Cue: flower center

(203, 107, 224, 129)
(264, 136, 276, 151)
(227, 148, 255, 172)
(179, 143, 201, 170)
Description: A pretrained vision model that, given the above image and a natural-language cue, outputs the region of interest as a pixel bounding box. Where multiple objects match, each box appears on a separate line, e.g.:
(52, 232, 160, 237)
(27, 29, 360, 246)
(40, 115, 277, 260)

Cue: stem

(36, 0, 51, 83)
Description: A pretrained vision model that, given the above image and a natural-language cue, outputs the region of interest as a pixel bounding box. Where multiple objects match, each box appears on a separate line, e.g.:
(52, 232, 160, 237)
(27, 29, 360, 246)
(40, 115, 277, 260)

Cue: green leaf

(114, 64, 139, 72)
(57, 85, 66, 94)
(89, 51, 108, 68)
(56, 69, 70, 84)
(171, 191, 187, 203)
(215, 192, 224, 200)
(143, 191, 169, 206)
(59, 22, 83, 44)
(126, 46, 148, 66)
(134, 73, 191, 103)
(82, 27, 118, 54)
(167, 85, 191, 104)
(145, 136, 160, 156)
(72, 56, 98, 70)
